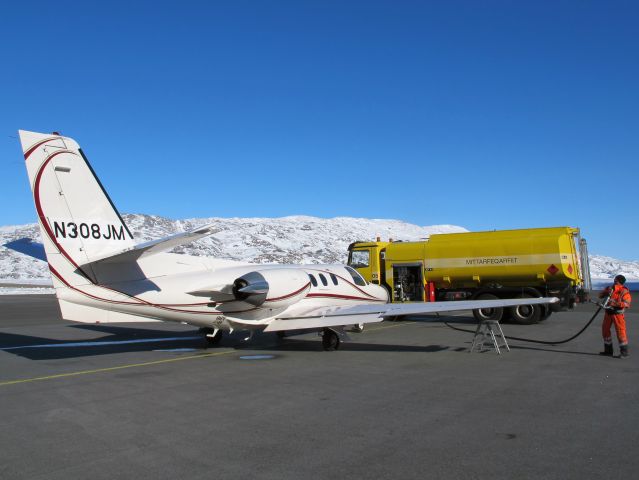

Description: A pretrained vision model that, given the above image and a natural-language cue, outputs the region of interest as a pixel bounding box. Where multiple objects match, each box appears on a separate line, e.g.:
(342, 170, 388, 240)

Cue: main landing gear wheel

(199, 327, 223, 346)
(322, 328, 340, 351)
(472, 293, 504, 322)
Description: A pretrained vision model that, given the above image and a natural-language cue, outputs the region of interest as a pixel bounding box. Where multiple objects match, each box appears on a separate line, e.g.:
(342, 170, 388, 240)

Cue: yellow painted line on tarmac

(0, 349, 235, 388)
(0, 321, 427, 387)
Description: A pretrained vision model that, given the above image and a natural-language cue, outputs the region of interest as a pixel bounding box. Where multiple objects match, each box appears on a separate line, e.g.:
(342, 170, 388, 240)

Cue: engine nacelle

(232, 269, 311, 309)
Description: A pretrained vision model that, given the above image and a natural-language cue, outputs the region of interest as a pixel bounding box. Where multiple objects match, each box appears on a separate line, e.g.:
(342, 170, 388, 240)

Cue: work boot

(599, 344, 613, 356)
(620, 345, 629, 358)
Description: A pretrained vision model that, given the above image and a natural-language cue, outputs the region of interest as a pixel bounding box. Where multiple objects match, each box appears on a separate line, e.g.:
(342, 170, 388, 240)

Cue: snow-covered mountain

(589, 255, 639, 285)
(1, 214, 637, 285)
(0, 214, 466, 283)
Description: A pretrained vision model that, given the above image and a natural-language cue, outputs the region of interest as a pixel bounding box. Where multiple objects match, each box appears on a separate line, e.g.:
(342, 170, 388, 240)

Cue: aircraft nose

(369, 284, 390, 302)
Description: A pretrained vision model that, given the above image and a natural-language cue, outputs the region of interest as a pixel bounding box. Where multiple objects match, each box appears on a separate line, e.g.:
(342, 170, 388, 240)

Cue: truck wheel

(472, 293, 504, 322)
(509, 294, 541, 324)
(539, 306, 553, 322)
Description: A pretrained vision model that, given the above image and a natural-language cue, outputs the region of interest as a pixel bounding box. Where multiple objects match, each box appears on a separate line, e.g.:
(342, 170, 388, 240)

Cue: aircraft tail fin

(19, 130, 136, 286)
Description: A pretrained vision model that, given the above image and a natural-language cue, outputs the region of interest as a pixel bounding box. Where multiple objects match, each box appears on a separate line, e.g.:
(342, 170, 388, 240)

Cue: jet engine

(232, 269, 311, 309)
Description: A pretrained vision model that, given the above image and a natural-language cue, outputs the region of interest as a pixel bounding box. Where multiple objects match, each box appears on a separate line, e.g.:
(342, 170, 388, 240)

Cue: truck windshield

(345, 266, 367, 286)
(348, 250, 370, 268)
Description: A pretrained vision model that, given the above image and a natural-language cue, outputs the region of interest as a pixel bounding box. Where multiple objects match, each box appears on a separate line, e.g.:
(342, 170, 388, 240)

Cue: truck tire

(509, 294, 542, 324)
(472, 293, 504, 322)
(539, 305, 552, 322)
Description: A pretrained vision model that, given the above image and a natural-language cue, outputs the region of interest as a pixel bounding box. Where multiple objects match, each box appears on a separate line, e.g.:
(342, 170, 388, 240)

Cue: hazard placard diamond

(547, 264, 559, 275)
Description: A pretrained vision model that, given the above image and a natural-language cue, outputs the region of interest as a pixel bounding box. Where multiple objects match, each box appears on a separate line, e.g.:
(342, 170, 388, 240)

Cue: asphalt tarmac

(0, 295, 637, 480)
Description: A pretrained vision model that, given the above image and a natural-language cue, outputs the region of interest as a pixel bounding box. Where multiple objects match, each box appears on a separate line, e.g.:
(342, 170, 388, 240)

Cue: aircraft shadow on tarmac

(0, 323, 452, 360)
(0, 316, 601, 360)
(257, 337, 451, 354)
(0, 325, 209, 360)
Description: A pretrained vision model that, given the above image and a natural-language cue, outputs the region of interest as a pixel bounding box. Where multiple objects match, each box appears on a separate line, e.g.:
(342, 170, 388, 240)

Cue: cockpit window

(330, 273, 338, 285)
(345, 266, 367, 286)
(319, 273, 328, 286)
(348, 250, 370, 268)
(308, 274, 318, 287)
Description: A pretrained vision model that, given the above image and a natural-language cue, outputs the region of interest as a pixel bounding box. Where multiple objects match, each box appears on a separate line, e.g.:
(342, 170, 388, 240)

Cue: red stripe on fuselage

(48, 264, 257, 315)
(265, 282, 311, 302)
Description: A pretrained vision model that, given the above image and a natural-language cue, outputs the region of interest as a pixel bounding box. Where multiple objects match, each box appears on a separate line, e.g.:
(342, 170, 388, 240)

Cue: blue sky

(1, 1, 637, 260)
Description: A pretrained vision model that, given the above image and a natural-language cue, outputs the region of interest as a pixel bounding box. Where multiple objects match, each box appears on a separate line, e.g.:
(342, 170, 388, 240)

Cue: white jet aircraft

(19, 130, 557, 350)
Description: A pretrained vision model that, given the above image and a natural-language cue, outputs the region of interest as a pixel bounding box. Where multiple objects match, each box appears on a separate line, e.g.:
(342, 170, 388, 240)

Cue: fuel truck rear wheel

(509, 294, 542, 325)
(539, 306, 552, 322)
(472, 293, 504, 322)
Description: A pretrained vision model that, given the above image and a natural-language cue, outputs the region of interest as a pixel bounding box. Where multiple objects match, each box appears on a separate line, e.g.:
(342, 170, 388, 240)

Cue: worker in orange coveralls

(599, 275, 632, 358)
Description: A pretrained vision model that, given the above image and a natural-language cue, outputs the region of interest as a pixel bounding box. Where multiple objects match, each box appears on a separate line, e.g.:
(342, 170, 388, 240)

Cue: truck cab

(347, 241, 388, 287)
(348, 240, 429, 302)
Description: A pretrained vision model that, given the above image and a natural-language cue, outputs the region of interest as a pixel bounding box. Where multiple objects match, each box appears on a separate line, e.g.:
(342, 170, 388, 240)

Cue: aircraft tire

(472, 293, 504, 322)
(509, 294, 542, 325)
(322, 329, 340, 351)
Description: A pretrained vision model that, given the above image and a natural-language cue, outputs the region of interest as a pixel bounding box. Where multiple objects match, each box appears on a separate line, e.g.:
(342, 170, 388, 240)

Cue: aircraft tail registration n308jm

(19, 130, 557, 351)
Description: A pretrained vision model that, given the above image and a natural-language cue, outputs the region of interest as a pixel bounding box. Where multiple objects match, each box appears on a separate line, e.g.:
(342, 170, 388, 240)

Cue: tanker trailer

(347, 226, 591, 324)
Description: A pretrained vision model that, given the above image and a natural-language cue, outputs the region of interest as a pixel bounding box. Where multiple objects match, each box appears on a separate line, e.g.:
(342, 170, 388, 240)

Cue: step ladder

(470, 320, 510, 355)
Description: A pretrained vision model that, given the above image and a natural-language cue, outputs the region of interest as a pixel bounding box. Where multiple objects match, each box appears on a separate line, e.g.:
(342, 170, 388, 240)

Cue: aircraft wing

(263, 297, 558, 332)
(81, 224, 217, 267)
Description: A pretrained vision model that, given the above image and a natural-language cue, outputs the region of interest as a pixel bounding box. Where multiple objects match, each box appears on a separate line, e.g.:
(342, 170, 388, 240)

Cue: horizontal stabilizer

(81, 224, 217, 268)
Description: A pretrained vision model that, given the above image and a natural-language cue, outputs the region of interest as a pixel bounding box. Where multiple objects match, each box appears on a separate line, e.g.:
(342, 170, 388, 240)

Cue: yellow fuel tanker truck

(347, 226, 591, 324)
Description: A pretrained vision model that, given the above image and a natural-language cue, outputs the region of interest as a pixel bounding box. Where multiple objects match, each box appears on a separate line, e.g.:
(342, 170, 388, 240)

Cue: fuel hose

(444, 304, 605, 345)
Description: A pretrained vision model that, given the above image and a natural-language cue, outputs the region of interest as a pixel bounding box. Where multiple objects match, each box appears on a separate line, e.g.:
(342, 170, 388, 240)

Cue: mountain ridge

(1, 214, 637, 284)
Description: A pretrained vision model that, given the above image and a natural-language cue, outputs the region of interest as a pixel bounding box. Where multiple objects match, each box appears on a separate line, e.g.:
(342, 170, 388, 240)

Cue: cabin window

(308, 274, 318, 287)
(319, 273, 328, 286)
(345, 266, 367, 286)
